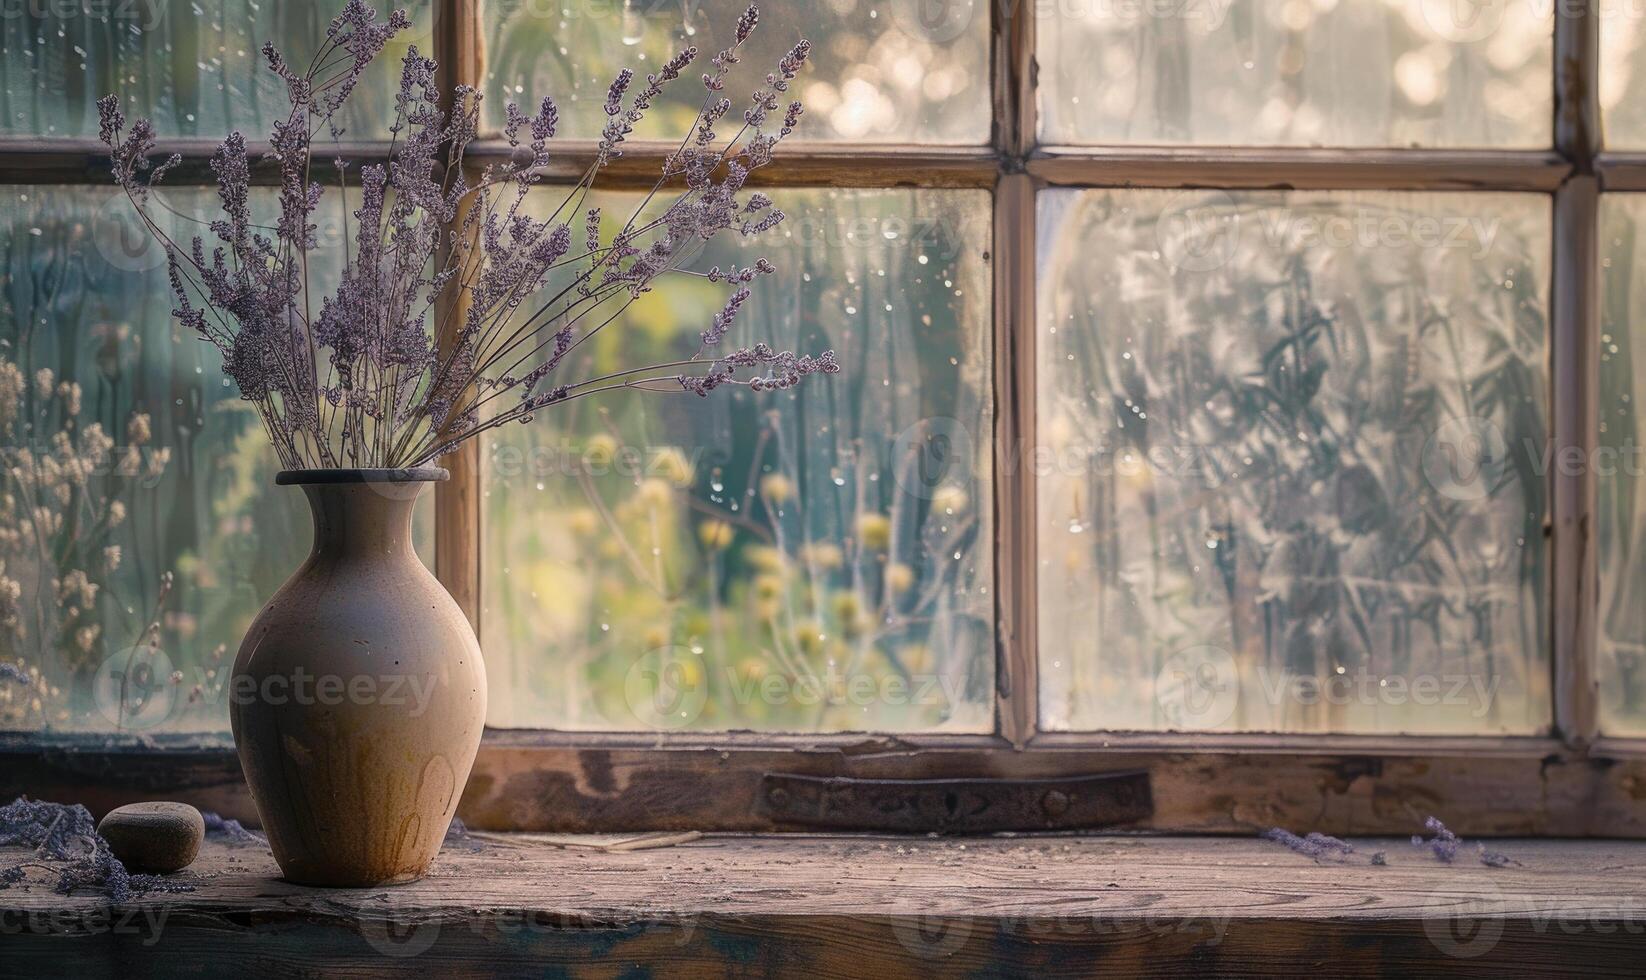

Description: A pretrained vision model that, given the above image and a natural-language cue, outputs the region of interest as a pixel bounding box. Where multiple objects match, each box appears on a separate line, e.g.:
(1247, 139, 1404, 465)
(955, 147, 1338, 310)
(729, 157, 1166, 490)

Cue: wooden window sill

(4, 834, 1643, 975)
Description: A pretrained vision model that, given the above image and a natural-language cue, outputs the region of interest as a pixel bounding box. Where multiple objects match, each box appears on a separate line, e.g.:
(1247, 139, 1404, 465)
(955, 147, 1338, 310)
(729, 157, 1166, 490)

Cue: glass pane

(1039, 0, 1551, 148)
(481, 0, 989, 143)
(1038, 189, 1551, 734)
(0, 0, 431, 139)
(482, 188, 993, 733)
(0, 185, 431, 735)
(1600, 194, 1646, 734)
(1603, 4, 1646, 149)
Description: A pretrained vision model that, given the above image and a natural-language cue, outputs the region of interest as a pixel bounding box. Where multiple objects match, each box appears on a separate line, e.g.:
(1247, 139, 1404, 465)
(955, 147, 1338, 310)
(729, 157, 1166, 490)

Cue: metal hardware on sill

(757, 771, 1152, 833)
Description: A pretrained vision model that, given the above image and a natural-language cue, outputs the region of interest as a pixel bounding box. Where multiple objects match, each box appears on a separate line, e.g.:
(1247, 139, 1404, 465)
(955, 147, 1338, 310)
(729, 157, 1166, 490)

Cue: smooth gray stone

(97, 802, 204, 873)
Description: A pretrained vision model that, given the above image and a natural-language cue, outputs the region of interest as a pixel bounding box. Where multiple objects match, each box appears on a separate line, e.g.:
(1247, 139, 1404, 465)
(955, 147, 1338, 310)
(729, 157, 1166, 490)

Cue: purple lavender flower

(735, 4, 759, 43)
(1262, 827, 1358, 863)
(98, 2, 831, 470)
(1409, 816, 1522, 868)
(0, 796, 97, 858)
(701, 287, 751, 348)
(53, 836, 196, 902)
(0, 797, 197, 901)
(201, 810, 265, 845)
(1413, 815, 1462, 863)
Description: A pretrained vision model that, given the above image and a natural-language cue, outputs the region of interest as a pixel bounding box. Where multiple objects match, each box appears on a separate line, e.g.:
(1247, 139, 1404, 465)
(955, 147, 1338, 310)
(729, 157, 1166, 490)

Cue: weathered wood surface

(8, 732, 1646, 837)
(1552, 0, 1602, 752)
(0, 138, 1001, 189)
(459, 733, 1646, 837)
(1028, 146, 1570, 191)
(3, 834, 1644, 978)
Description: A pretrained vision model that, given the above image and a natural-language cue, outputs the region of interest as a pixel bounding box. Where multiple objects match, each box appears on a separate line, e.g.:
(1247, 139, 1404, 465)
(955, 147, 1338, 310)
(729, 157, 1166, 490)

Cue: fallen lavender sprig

(97, 1, 835, 470)
(1263, 827, 1360, 863)
(52, 840, 196, 903)
(201, 810, 265, 845)
(1266, 818, 1519, 870)
(1411, 815, 1462, 863)
(0, 796, 98, 859)
(1412, 816, 1521, 869)
(0, 797, 196, 902)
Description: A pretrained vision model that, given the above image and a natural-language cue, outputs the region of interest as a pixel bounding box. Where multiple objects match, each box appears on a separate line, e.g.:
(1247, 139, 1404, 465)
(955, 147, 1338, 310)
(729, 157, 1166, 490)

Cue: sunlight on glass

(0, 186, 431, 734)
(481, 188, 994, 733)
(1037, 188, 1550, 734)
(1038, 0, 1551, 147)
(1598, 194, 1646, 734)
(0, 0, 431, 139)
(482, 0, 989, 142)
(1601, 3, 1646, 148)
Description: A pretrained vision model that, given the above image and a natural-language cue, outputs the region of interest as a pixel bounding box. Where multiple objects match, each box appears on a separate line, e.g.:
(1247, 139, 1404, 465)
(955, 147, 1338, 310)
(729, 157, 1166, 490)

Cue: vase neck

(301, 482, 423, 560)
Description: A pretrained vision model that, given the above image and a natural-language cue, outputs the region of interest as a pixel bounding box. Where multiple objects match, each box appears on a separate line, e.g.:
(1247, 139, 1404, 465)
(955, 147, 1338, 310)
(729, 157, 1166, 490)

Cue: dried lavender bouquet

(95, 1, 834, 471)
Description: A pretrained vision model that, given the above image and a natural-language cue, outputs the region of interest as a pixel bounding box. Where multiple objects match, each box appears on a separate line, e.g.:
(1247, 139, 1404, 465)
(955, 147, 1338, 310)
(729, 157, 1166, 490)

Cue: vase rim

(275, 467, 450, 486)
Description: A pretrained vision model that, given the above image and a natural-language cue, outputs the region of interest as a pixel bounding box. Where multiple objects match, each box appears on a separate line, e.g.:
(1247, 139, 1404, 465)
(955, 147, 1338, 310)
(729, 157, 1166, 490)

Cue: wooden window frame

(7, 0, 1646, 837)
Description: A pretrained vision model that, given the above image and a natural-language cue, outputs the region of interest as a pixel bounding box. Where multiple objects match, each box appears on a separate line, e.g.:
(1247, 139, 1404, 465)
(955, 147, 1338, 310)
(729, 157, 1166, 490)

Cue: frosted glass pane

(0, 186, 431, 735)
(1039, 0, 1551, 147)
(0, 0, 431, 139)
(482, 188, 994, 733)
(1603, 4, 1646, 148)
(1038, 189, 1551, 734)
(482, 0, 989, 142)
(1599, 195, 1646, 734)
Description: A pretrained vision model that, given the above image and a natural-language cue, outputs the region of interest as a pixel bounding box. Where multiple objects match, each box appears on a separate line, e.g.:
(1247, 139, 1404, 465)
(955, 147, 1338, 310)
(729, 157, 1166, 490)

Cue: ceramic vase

(229, 467, 485, 886)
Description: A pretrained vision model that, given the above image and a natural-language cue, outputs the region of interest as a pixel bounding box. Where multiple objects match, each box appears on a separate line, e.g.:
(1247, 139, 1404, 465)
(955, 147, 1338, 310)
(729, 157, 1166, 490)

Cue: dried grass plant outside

(0, 357, 173, 728)
(95, 1, 836, 470)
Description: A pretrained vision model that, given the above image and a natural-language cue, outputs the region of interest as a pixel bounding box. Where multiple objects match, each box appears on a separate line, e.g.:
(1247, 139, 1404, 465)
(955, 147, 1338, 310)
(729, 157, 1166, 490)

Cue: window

(5, 1, 1646, 837)
(481, 187, 997, 734)
(1036, 188, 1551, 735)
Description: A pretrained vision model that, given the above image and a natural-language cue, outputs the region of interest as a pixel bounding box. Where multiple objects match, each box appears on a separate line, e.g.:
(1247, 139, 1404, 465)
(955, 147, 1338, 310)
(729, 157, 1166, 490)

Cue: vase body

(229, 468, 485, 887)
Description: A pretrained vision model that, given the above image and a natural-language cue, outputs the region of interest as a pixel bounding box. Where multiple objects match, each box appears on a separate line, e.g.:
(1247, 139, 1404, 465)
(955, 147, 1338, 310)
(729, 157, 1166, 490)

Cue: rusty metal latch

(757, 771, 1152, 833)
